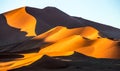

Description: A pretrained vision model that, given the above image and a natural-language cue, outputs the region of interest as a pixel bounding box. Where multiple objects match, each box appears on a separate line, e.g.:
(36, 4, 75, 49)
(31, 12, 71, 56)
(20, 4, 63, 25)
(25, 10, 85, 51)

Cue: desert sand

(0, 7, 120, 71)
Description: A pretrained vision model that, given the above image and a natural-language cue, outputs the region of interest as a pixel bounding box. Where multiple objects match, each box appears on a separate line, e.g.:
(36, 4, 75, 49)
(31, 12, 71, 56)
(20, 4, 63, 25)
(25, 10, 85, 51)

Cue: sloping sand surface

(0, 7, 120, 71)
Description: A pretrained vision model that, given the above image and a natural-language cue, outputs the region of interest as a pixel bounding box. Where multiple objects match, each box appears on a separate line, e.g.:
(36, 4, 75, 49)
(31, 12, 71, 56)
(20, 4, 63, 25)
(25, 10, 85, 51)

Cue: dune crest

(0, 26, 119, 71)
(34, 26, 100, 42)
(4, 7, 37, 36)
(35, 26, 119, 59)
(0, 7, 120, 71)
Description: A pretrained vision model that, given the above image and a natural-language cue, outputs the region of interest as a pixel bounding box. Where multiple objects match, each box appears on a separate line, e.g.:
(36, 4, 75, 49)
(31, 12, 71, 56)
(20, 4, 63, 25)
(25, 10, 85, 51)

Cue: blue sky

(0, 0, 120, 28)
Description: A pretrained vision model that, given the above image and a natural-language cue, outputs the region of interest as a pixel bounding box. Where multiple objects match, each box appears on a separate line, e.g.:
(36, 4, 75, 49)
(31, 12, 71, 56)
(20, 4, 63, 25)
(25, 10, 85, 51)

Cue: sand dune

(1, 26, 119, 71)
(34, 26, 119, 59)
(4, 7, 36, 36)
(0, 7, 120, 71)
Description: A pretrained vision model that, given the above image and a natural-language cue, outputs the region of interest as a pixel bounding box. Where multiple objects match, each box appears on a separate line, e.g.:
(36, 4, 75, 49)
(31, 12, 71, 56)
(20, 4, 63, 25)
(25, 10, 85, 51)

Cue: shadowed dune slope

(25, 6, 120, 39)
(0, 14, 30, 46)
(0, 26, 120, 71)
(34, 26, 120, 59)
(0, 7, 120, 71)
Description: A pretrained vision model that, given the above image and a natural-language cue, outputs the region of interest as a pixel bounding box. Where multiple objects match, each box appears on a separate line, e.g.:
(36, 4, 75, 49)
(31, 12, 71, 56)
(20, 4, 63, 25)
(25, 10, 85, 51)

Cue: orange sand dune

(4, 7, 37, 36)
(35, 26, 119, 59)
(0, 6, 120, 71)
(76, 38, 119, 58)
(0, 53, 43, 71)
(0, 26, 120, 71)
(34, 26, 100, 42)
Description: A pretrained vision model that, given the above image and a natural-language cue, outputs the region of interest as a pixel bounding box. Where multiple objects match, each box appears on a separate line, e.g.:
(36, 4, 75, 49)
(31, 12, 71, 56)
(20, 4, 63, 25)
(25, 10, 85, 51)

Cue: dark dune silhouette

(74, 17, 120, 39)
(26, 7, 120, 39)
(11, 52, 120, 71)
(0, 14, 30, 46)
(0, 6, 120, 71)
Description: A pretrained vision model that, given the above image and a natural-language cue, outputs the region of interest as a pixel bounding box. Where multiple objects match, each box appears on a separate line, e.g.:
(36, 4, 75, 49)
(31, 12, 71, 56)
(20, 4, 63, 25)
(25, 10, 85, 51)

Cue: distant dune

(0, 7, 120, 71)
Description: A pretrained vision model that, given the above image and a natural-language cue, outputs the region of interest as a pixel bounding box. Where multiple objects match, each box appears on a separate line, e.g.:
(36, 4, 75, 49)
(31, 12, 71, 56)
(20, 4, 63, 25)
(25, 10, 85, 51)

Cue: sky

(0, 0, 120, 28)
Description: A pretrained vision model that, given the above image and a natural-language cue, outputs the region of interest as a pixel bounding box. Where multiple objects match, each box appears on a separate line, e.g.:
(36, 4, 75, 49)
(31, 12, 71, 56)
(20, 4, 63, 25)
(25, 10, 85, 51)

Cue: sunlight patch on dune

(0, 26, 119, 71)
(4, 7, 37, 36)
(34, 26, 119, 59)
(1, 6, 120, 71)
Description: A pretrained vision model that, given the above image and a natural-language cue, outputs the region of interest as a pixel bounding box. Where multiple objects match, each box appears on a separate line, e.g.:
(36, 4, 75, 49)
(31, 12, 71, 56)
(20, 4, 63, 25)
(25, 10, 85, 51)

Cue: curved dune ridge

(34, 26, 119, 59)
(0, 7, 120, 71)
(0, 26, 120, 71)
(4, 7, 37, 36)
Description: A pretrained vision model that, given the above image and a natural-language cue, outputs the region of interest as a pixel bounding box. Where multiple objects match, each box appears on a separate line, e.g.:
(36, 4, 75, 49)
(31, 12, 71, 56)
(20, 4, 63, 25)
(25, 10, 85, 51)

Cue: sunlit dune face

(34, 26, 120, 59)
(76, 38, 120, 58)
(0, 53, 43, 70)
(39, 35, 87, 56)
(0, 26, 120, 71)
(80, 26, 100, 39)
(33, 26, 64, 40)
(4, 7, 37, 36)
(91, 39, 120, 58)
(34, 26, 100, 42)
